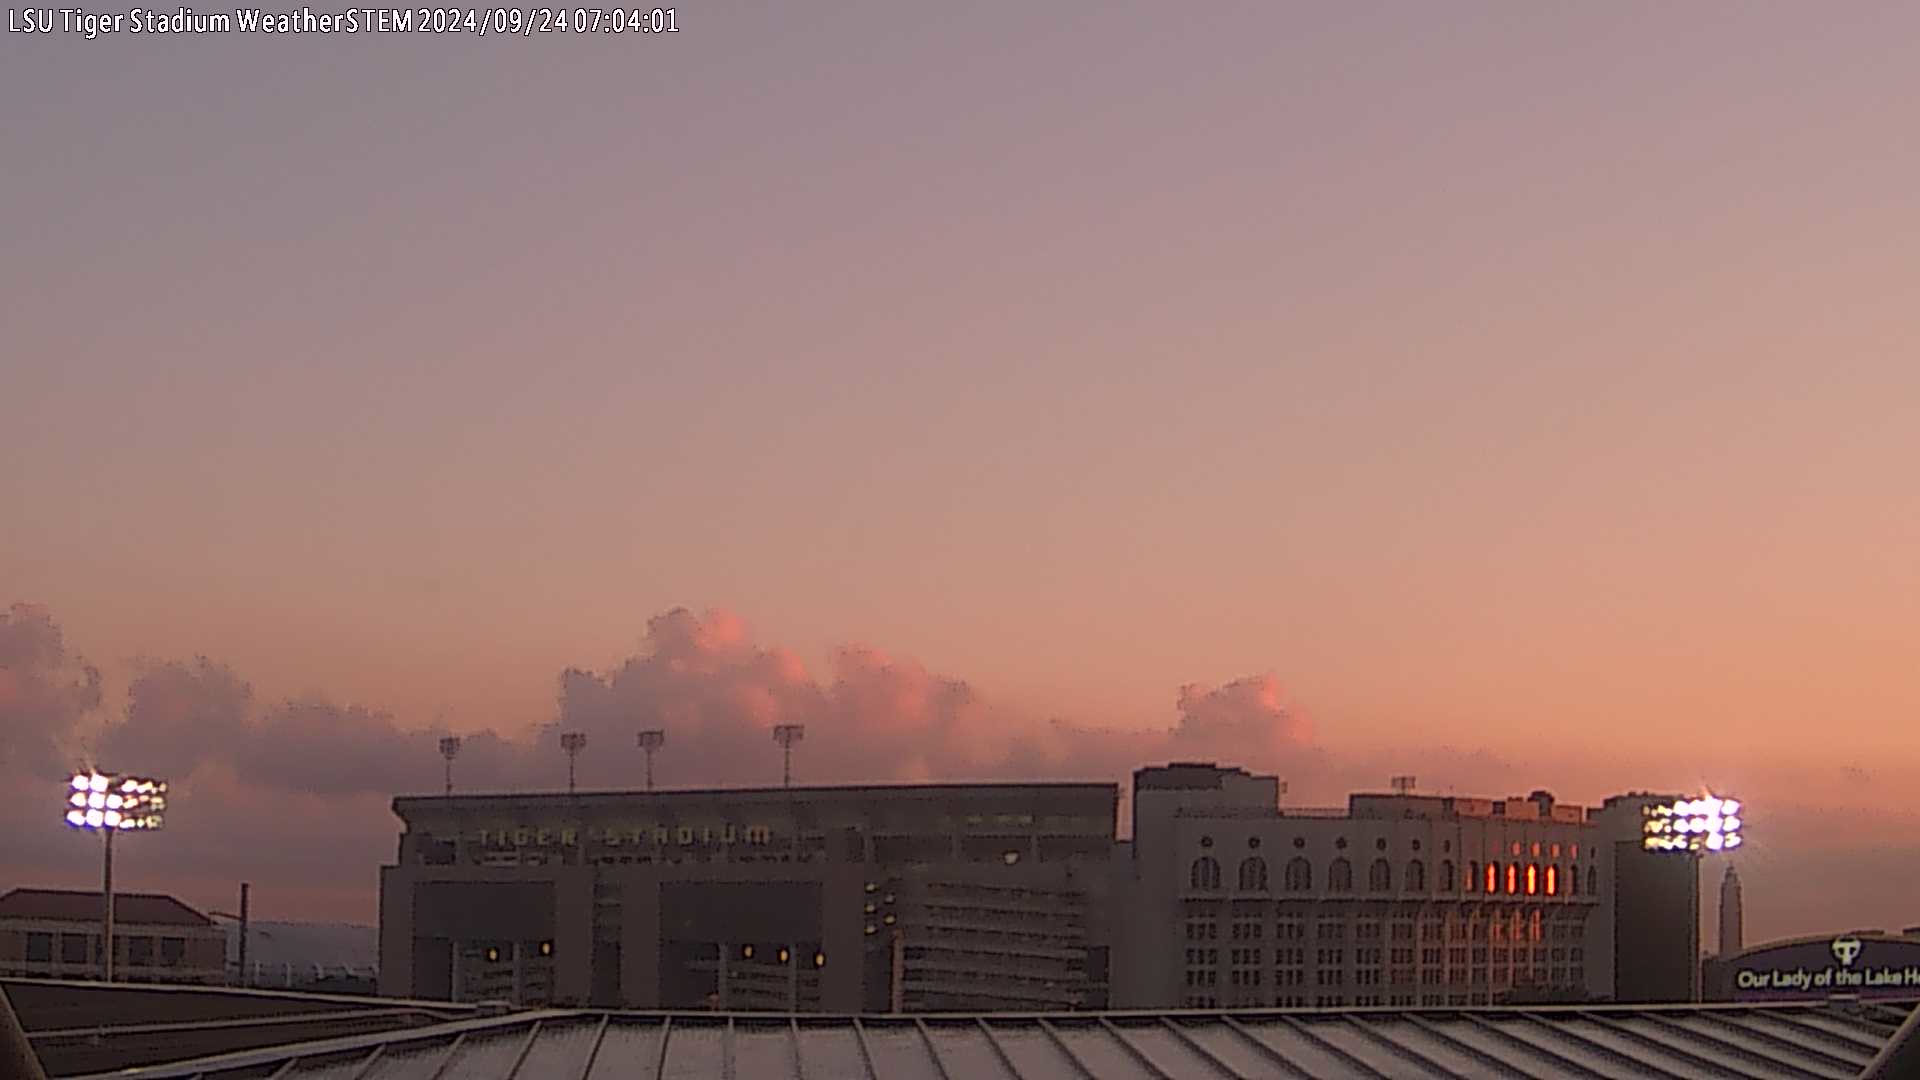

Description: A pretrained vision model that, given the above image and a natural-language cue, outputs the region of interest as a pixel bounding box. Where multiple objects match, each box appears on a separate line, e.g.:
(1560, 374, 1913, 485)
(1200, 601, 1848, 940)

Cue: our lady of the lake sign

(1714, 934, 1920, 1001)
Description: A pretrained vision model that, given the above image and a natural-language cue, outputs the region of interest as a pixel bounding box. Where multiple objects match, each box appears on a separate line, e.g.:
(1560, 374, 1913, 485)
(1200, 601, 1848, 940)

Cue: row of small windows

(1191, 855, 1600, 896)
(1200, 836, 1589, 860)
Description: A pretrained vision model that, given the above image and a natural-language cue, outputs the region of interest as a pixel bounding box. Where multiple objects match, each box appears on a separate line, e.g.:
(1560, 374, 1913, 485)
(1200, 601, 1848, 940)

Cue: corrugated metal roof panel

(59, 1001, 1919, 1080)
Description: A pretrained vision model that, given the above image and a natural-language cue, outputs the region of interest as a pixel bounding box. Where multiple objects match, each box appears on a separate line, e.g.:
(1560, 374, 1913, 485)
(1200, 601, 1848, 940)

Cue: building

(1705, 928, 1920, 1002)
(1719, 863, 1744, 959)
(1589, 792, 1704, 1002)
(378, 782, 1118, 1012)
(1116, 764, 1610, 1009)
(0, 889, 225, 986)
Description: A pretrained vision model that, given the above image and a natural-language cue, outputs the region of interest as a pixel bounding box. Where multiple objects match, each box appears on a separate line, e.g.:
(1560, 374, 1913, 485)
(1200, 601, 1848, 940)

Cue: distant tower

(1390, 775, 1417, 795)
(438, 736, 462, 796)
(637, 729, 666, 791)
(559, 731, 588, 794)
(1719, 864, 1744, 958)
(772, 724, 805, 788)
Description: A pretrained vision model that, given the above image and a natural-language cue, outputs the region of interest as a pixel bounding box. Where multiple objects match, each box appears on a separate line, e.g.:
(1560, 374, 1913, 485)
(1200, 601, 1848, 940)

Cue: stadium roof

(59, 999, 1920, 1079)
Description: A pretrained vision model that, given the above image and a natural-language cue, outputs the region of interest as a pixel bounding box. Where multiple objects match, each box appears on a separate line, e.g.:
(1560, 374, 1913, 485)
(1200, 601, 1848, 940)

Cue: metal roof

(66, 999, 1920, 1080)
(0, 889, 214, 928)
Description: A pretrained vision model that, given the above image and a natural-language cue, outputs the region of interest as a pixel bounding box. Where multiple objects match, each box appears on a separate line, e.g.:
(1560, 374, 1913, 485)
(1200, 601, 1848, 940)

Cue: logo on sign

(1832, 938, 1863, 967)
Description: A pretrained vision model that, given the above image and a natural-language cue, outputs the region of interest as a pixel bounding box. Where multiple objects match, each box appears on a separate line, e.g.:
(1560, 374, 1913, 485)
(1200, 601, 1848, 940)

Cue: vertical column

(512, 942, 526, 1005)
(102, 829, 116, 983)
(450, 941, 464, 1003)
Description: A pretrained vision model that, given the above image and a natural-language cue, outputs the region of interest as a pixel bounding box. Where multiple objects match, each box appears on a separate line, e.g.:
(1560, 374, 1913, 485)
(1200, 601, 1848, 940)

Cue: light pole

(63, 771, 167, 983)
(439, 736, 462, 796)
(637, 730, 665, 792)
(559, 731, 588, 795)
(772, 724, 804, 788)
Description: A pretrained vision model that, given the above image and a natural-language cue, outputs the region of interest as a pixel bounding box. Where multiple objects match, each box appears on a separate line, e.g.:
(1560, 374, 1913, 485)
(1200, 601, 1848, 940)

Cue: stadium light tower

(637, 729, 666, 791)
(62, 770, 167, 982)
(439, 736, 462, 796)
(559, 731, 588, 794)
(1641, 794, 1745, 853)
(772, 724, 805, 788)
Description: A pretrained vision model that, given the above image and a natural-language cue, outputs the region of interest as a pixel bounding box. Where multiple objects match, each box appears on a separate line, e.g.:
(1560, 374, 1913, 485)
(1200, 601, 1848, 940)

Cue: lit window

(1506, 864, 1518, 895)
(1525, 864, 1538, 895)
(1531, 842, 1541, 857)
(1545, 866, 1558, 896)
(1485, 862, 1498, 894)
(1550, 843, 1561, 858)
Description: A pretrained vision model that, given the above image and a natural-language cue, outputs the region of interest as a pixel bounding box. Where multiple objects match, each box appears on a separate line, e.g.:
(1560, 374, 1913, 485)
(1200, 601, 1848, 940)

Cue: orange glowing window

(1545, 865, 1558, 896)
(1525, 864, 1538, 895)
(1531, 842, 1541, 857)
(1550, 843, 1561, 858)
(1485, 862, 1498, 893)
(1506, 864, 1518, 894)
(1510, 841, 1522, 856)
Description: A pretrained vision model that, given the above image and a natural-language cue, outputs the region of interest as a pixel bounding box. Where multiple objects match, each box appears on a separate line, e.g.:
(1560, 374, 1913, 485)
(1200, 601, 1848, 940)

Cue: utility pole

(439, 736, 462, 796)
(637, 730, 665, 792)
(560, 732, 588, 795)
(772, 725, 804, 788)
(237, 883, 251, 988)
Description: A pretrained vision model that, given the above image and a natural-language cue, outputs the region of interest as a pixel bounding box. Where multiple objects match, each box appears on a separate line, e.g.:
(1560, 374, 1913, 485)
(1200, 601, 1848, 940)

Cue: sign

(470, 823, 776, 849)
(1720, 935, 1920, 1001)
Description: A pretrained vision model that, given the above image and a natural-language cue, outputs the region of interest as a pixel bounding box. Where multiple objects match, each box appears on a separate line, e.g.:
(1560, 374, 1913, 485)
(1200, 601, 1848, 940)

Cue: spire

(1719, 864, 1744, 958)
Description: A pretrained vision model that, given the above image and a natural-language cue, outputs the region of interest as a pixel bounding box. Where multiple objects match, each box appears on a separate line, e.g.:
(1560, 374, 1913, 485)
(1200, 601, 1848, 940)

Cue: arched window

(1369, 858, 1392, 891)
(1567, 865, 1579, 896)
(1191, 856, 1221, 890)
(1406, 859, 1427, 892)
(1238, 856, 1269, 891)
(1466, 860, 1479, 891)
(1585, 865, 1599, 896)
(1284, 856, 1313, 892)
(1329, 858, 1353, 892)
(1439, 860, 1455, 891)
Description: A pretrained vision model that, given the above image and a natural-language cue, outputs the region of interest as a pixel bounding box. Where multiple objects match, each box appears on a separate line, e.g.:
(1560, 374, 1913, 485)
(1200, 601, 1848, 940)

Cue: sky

(3, 4, 1918, 945)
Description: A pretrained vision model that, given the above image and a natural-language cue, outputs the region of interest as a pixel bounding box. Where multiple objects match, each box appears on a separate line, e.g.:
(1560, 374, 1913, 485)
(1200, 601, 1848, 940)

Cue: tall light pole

(559, 731, 588, 795)
(772, 724, 804, 788)
(439, 736, 462, 796)
(63, 771, 167, 983)
(637, 730, 665, 792)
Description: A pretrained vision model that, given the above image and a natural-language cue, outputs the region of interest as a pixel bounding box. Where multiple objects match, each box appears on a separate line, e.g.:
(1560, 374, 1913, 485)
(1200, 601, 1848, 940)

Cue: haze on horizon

(4, 4, 1917, 947)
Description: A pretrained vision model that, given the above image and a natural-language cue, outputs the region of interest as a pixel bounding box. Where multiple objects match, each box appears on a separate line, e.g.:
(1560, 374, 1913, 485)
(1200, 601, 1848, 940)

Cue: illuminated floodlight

(62, 771, 168, 833)
(1641, 794, 1744, 853)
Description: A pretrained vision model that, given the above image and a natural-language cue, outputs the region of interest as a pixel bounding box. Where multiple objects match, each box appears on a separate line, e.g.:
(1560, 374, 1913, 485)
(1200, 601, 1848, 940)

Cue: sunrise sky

(4, 4, 1918, 944)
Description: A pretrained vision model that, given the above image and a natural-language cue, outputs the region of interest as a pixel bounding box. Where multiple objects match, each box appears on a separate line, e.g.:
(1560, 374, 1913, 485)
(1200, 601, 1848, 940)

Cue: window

(1585, 865, 1599, 895)
(25, 933, 52, 962)
(1238, 856, 1269, 891)
(1369, 858, 1392, 891)
(1545, 865, 1558, 896)
(1485, 862, 1499, 894)
(1329, 858, 1353, 892)
(1284, 856, 1313, 891)
(161, 937, 186, 965)
(1506, 863, 1519, 895)
(1190, 856, 1221, 890)
(61, 934, 89, 965)
(1406, 859, 1426, 891)
(128, 936, 154, 966)
(1439, 860, 1454, 891)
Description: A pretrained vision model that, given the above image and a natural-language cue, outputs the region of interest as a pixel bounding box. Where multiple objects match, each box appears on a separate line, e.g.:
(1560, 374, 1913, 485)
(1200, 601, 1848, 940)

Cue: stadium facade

(378, 765, 1704, 1011)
